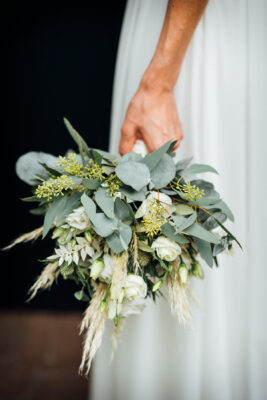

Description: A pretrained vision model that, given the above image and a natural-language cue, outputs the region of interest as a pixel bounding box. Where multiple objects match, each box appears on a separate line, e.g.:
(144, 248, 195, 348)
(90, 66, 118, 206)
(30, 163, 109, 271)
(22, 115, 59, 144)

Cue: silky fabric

(91, 1, 267, 399)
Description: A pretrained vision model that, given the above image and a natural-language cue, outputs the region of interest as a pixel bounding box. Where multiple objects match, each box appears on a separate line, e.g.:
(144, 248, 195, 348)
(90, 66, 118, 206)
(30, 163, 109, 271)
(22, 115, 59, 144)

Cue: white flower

(108, 300, 122, 320)
(124, 275, 147, 301)
(99, 254, 114, 282)
(65, 206, 90, 230)
(132, 139, 148, 157)
(151, 236, 181, 262)
(135, 191, 175, 219)
(121, 298, 146, 317)
(90, 258, 104, 280)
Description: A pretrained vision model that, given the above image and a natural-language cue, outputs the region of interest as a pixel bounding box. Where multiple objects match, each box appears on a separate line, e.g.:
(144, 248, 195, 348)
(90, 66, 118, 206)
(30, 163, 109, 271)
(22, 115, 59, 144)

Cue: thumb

(119, 121, 138, 155)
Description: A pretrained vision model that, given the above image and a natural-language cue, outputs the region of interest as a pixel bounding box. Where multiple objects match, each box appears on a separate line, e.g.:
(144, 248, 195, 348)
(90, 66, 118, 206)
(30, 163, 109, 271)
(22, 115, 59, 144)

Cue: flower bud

(84, 230, 93, 244)
(152, 279, 163, 292)
(191, 262, 204, 279)
(71, 238, 76, 248)
(178, 263, 188, 284)
(90, 258, 104, 280)
(52, 227, 65, 239)
(114, 315, 119, 327)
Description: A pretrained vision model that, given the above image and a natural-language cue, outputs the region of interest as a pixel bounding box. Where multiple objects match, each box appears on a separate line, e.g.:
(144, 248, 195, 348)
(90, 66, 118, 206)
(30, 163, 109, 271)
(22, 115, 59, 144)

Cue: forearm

(141, 0, 208, 93)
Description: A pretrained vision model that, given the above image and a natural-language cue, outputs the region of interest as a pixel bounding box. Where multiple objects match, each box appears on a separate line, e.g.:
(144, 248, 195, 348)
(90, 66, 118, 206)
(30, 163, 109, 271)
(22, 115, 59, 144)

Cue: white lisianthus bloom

(99, 254, 114, 283)
(124, 275, 147, 301)
(121, 298, 146, 317)
(151, 236, 181, 262)
(135, 191, 175, 219)
(132, 139, 148, 157)
(90, 258, 104, 280)
(65, 206, 90, 230)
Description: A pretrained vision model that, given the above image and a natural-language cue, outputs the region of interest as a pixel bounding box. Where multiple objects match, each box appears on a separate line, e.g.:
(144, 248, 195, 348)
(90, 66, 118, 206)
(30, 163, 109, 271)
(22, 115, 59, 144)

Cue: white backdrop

(91, 1, 267, 399)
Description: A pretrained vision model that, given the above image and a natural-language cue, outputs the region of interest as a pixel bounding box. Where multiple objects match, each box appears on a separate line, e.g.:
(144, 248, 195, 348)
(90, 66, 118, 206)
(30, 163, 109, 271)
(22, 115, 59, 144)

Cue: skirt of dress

(91, 1, 267, 399)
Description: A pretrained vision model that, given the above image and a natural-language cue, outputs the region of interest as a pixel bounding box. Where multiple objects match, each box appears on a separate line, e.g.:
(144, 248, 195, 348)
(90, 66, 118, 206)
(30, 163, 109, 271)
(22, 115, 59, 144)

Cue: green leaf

(160, 222, 189, 243)
(142, 140, 172, 171)
(95, 187, 114, 219)
(213, 237, 228, 256)
(89, 149, 102, 165)
(193, 237, 213, 267)
(81, 193, 116, 237)
(118, 221, 132, 249)
(82, 178, 101, 190)
(93, 148, 117, 162)
(106, 231, 124, 253)
(81, 193, 96, 219)
(120, 186, 146, 201)
(182, 163, 219, 176)
(63, 118, 89, 163)
(203, 212, 227, 231)
(174, 204, 195, 216)
(172, 213, 197, 232)
(114, 197, 134, 223)
(119, 152, 143, 163)
(21, 196, 42, 202)
(16, 151, 59, 185)
(42, 197, 67, 238)
(116, 161, 150, 191)
(191, 197, 221, 207)
(150, 154, 176, 189)
(74, 290, 89, 302)
(167, 141, 178, 154)
(39, 163, 62, 177)
(175, 156, 193, 171)
(206, 199, 235, 222)
(207, 214, 242, 249)
(183, 222, 220, 244)
(54, 192, 81, 224)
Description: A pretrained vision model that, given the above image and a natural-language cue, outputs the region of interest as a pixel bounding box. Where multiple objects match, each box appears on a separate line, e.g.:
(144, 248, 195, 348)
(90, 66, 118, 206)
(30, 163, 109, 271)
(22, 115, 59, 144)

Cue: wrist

(139, 56, 182, 95)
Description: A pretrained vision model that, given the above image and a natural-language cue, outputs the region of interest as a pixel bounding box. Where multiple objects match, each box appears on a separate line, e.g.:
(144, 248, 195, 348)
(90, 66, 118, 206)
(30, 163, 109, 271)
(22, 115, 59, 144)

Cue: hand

(119, 85, 183, 154)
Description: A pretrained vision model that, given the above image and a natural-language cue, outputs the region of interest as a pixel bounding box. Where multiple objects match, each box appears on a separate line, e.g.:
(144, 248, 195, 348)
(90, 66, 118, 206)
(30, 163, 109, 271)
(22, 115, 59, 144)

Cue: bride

(91, 1, 267, 399)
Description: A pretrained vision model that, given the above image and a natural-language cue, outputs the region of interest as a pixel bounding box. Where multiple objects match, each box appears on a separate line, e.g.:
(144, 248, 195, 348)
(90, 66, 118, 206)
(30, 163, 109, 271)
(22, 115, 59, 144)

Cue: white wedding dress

(91, 1, 267, 399)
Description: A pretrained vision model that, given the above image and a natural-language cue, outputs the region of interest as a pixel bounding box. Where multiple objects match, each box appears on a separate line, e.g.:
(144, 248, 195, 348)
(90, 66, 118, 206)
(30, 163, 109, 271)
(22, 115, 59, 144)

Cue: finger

(119, 121, 138, 155)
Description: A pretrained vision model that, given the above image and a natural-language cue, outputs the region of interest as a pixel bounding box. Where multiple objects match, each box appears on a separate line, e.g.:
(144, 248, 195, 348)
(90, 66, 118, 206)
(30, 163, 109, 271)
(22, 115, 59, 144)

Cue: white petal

(73, 252, 79, 265)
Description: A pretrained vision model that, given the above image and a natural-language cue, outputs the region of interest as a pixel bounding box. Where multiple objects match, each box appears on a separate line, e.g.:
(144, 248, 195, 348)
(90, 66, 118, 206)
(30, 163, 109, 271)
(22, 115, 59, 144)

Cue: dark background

(0, 1, 126, 310)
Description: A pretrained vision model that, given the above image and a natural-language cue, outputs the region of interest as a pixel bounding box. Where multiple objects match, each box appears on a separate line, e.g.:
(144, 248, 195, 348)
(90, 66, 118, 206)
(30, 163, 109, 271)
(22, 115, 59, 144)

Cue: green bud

(152, 279, 163, 292)
(90, 257, 104, 280)
(100, 300, 106, 312)
(178, 263, 188, 284)
(84, 230, 93, 244)
(52, 226, 65, 239)
(114, 315, 119, 327)
(118, 288, 125, 304)
(191, 262, 204, 279)
(71, 238, 76, 248)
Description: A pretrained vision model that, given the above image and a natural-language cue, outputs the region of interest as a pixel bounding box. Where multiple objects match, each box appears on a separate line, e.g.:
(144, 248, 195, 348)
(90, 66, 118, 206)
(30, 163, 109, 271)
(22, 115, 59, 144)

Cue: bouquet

(6, 118, 241, 375)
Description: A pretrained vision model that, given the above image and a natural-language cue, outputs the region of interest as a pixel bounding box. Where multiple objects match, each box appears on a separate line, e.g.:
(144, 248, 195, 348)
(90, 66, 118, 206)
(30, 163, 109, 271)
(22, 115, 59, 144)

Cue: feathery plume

(3, 226, 43, 250)
(27, 261, 59, 301)
(110, 317, 125, 361)
(79, 282, 108, 375)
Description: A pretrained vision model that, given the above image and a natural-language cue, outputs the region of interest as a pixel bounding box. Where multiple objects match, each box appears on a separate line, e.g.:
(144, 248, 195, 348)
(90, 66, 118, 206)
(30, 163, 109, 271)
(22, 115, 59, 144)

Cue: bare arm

(119, 0, 208, 154)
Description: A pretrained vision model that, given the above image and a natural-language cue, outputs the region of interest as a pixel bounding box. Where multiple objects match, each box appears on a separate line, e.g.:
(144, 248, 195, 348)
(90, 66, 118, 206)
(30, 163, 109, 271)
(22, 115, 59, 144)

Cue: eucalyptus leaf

(89, 149, 102, 165)
(172, 213, 197, 232)
(82, 178, 101, 190)
(119, 152, 143, 163)
(161, 222, 189, 243)
(174, 204, 195, 216)
(95, 187, 115, 219)
(81, 193, 97, 220)
(114, 197, 134, 223)
(74, 290, 89, 302)
(63, 118, 89, 162)
(203, 212, 227, 231)
(93, 148, 117, 162)
(150, 154, 176, 189)
(106, 231, 124, 253)
(213, 236, 228, 256)
(182, 163, 219, 176)
(120, 186, 146, 202)
(183, 222, 220, 244)
(175, 156, 193, 171)
(16, 152, 59, 185)
(54, 192, 81, 224)
(206, 199, 234, 222)
(116, 161, 150, 191)
(118, 221, 132, 249)
(92, 213, 117, 237)
(142, 140, 172, 171)
(39, 163, 62, 177)
(193, 237, 213, 267)
(43, 196, 67, 238)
